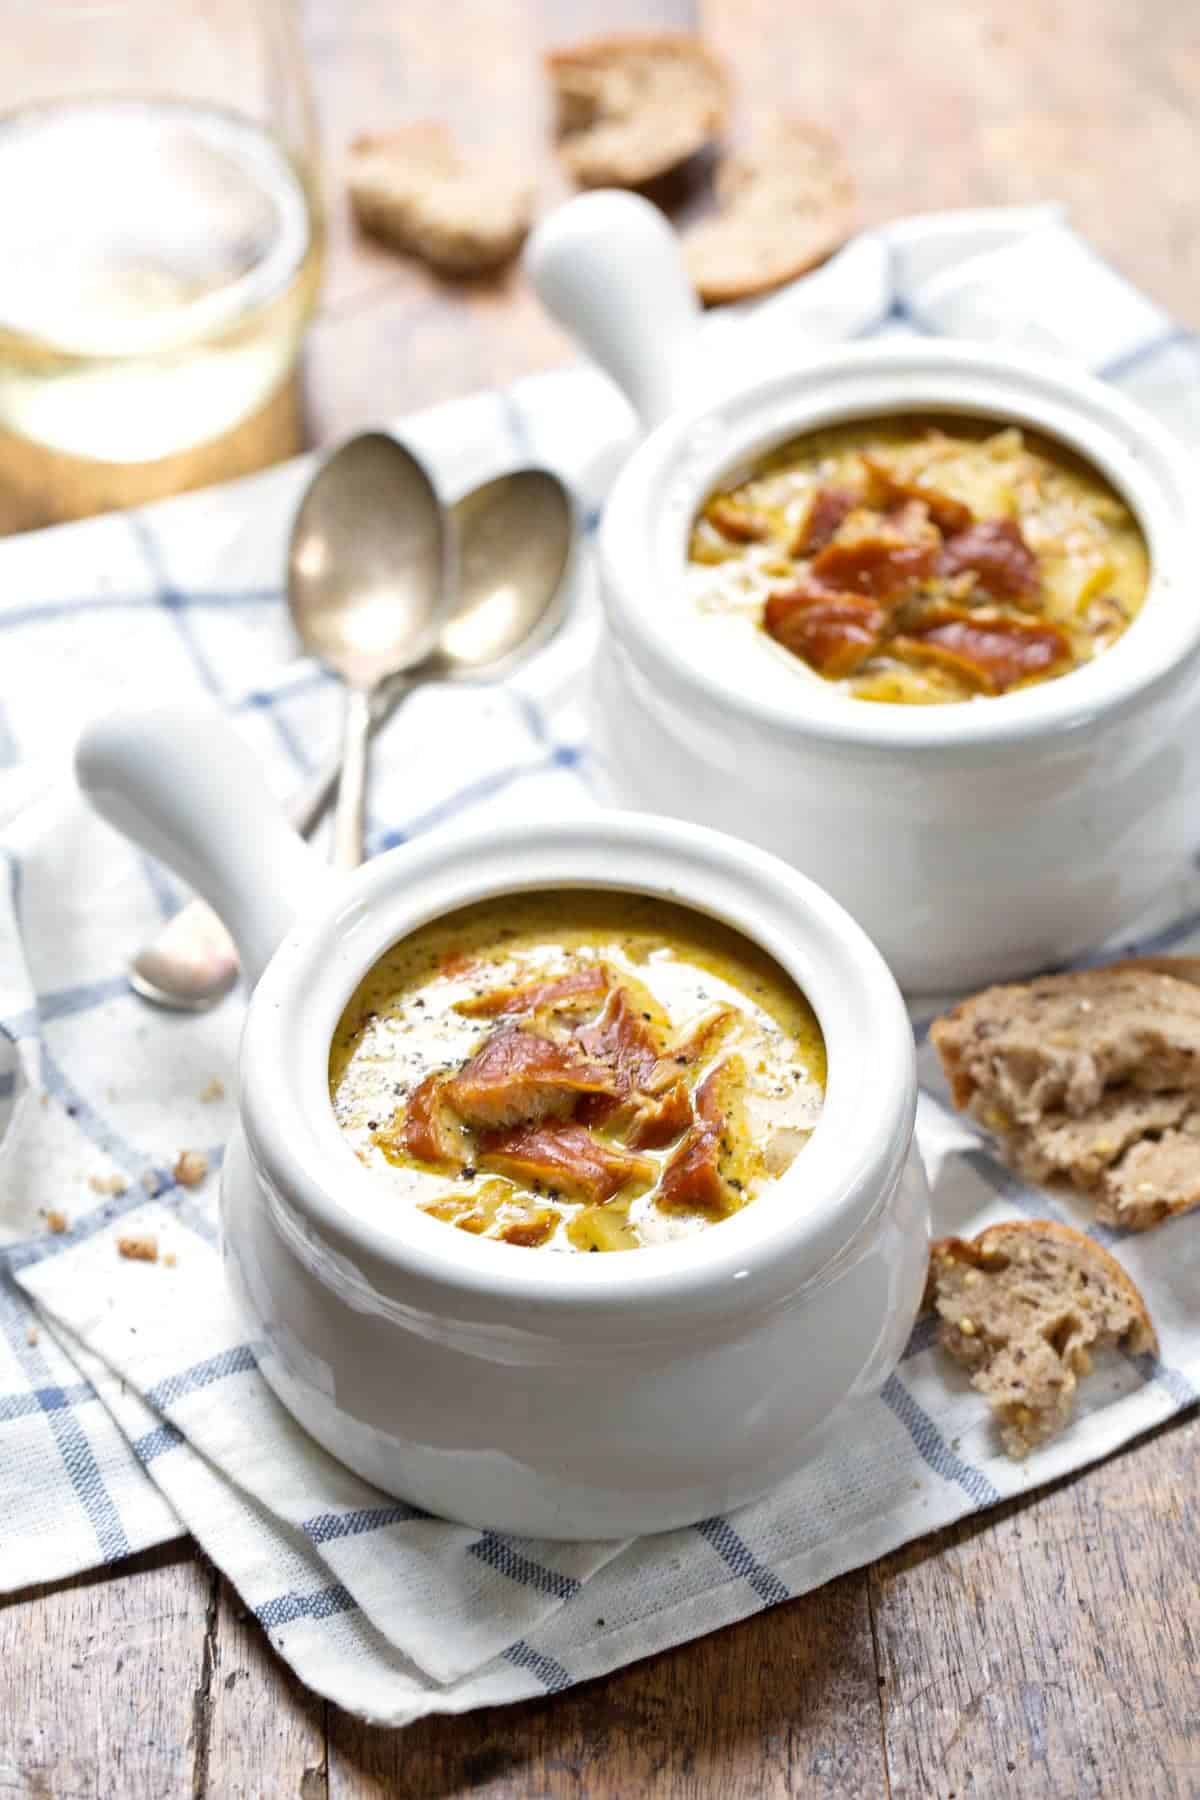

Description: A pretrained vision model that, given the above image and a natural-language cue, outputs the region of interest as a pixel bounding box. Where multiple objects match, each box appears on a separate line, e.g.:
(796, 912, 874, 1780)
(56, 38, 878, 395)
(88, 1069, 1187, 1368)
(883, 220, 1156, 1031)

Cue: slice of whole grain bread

(1006, 1088, 1194, 1187)
(683, 117, 855, 303)
(930, 965, 1200, 1124)
(926, 1220, 1157, 1457)
(932, 961, 1200, 1231)
(547, 32, 729, 188)
(348, 125, 533, 275)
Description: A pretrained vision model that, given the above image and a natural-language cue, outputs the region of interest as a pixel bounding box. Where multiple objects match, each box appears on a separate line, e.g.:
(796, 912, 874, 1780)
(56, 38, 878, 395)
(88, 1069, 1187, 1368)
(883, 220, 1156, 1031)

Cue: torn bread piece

(925, 1220, 1156, 1457)
(1004, 1089, 1194, 1189)
(684, 117, 854, 303)
(348, 124, 533, 275)
(548, 32, 729, 188)
(1099, 1118, 1200, 1230)
(931, 965, 1200, 1124)
(932, 962, 1200, 1230)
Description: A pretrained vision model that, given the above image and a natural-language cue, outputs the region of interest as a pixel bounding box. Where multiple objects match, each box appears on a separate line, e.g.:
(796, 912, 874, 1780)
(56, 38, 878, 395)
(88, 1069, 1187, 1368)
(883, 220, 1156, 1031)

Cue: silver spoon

(127, 466, 574, 1011)
(288, 430, 451, 873)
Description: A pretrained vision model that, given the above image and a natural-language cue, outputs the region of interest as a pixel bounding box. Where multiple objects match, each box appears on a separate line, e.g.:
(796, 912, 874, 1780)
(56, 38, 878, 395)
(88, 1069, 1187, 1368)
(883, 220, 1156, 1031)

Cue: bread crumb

(117, 1234, 158, 1263)
(46, 1209, 67, 1235)
(163, 1250, 177, 1269)
(141, 1169, 162, 1196)
(88, 1172, 130, 1196)
(173, 1149, 208, 1188)
(25, 1324, 38, 1347)
(199, 1077, 225, 1104)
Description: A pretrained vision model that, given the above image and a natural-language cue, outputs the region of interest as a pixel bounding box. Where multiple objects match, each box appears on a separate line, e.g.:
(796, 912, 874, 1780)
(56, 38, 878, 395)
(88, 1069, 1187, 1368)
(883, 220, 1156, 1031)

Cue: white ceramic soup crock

(527, 194, 1200, 992)
(77, 704, 927, 1539)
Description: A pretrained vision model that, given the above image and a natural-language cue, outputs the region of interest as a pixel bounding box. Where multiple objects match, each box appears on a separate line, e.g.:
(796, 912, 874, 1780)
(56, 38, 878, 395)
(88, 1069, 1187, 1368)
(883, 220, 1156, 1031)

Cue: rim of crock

(598, 339, 1199, 753)
(238, 813, 916, 1322)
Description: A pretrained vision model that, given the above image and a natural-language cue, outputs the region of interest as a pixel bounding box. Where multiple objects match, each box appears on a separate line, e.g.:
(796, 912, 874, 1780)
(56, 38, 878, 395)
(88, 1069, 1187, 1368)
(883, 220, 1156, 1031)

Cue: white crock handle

(525, 191, 702, 431)
(76, 704, 334, 987)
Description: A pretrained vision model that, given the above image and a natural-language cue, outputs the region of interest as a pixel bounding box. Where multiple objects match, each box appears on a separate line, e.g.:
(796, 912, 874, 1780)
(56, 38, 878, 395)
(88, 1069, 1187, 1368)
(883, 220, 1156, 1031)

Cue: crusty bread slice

(683, 117, 854, 303)
(926, 1220, 1157, 1457)
(547, 32, 729, 188)
(348, 125, 533, 275)
(930, 965, 1200, 1125)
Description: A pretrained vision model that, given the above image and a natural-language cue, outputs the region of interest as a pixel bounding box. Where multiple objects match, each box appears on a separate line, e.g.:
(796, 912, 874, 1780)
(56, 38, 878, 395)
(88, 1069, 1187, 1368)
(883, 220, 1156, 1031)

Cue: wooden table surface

(5, 2, 1200, 1794)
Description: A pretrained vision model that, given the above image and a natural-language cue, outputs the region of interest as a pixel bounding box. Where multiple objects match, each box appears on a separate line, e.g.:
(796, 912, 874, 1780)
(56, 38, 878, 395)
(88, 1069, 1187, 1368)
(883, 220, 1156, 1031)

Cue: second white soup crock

(76, 706, 927, 1539)
(527, 194, 1200, 991)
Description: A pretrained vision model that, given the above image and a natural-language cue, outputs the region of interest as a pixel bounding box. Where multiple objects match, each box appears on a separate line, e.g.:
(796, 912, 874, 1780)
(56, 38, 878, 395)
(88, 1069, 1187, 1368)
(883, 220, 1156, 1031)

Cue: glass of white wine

(0, 0, 324, 531)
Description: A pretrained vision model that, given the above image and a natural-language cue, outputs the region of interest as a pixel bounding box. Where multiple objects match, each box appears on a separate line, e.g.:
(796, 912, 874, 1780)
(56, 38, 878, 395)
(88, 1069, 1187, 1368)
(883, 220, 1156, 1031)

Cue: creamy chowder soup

(688, 415, 1150, 704)
(329, 893, 825, 1253)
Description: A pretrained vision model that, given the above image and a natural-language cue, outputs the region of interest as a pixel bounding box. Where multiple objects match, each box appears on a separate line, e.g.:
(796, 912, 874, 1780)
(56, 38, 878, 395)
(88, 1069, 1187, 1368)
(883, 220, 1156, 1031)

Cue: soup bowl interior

(240, 811, 917, 1325)
(599, 339, 1197, 751)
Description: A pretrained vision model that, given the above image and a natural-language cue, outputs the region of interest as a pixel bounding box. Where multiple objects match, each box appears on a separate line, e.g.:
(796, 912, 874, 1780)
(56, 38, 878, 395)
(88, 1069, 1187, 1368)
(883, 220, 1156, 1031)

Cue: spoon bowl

(428, 468, 573, 679)
(289, 431, 450, 870)
(287, 430, 449, 687)
(128, 463, 575, 1011)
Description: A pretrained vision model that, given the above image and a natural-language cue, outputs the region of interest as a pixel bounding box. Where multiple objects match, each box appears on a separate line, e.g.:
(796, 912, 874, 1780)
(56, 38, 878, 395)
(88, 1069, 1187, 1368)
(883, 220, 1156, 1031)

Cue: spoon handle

(331, 687, 373, 873)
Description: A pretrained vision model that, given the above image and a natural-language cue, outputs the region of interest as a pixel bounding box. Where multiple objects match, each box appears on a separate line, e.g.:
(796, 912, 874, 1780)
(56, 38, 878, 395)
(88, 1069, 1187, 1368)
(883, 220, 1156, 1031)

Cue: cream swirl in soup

(329, 893, 825, 1253)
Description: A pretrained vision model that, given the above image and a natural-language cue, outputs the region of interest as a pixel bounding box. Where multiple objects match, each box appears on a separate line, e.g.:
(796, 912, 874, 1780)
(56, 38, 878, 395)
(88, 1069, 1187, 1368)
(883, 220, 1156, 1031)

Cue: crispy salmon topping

(892, 607, 1072, 693)
(706, 494, 771, 543)
(861, 455, 973, 536)
(391, 1072, 465, 1169)
(456, 964, 610, 1021)
(937, 518, 1040, 599)
(657, 1058, 745, 1217)
(764, 587, 888, 677)
(808, 501, 940, 599)
(791, 484, 856, 555)
(442, 1026, 621, 1130)
(476, 1122, 654, 1203)
(623, 1077, 694, 1150)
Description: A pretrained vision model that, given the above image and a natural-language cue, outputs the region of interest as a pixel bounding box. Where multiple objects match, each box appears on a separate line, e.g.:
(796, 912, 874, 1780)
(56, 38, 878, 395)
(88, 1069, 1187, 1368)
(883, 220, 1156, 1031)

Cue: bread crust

(929, 1218, 1157, 1350)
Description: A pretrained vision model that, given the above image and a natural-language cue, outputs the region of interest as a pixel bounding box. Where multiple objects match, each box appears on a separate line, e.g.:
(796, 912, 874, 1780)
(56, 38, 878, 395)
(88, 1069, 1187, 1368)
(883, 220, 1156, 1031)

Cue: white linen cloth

(2, 206, 1198, 1725)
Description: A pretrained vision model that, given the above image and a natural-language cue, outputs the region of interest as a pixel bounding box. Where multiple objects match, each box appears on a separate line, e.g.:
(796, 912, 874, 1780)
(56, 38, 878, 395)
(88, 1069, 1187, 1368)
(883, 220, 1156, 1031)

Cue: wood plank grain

(327, 1571, 885, 1798)
(300, 0, 1200, 439)
(200, 1571, 328, 1800)
(870, 1412, 1200, 1798)
(0, 1540, 208, 1800)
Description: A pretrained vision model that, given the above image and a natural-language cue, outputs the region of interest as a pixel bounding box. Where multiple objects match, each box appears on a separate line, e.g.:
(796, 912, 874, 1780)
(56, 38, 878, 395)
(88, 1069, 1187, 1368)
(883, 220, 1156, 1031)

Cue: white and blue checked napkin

(3, 206, 1199, 1726)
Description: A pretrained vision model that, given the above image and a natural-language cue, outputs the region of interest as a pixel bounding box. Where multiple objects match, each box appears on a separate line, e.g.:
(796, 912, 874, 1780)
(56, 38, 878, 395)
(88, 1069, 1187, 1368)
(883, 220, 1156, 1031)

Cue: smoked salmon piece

(937, 518, 1040, 599)
(764, 587, 888, 678)
(455, 964, 610, 1021)
(809, 502, 940, 598)
(476, 1122, 654, 1203)
(657, 1058, 746, 1217)
(860, 455, 973, 536)
(791, 484, 855, 555)
(391, 1073, 466, 1169)
(442, 1026, 621, 1130)
(892, 607, 1071, 693)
